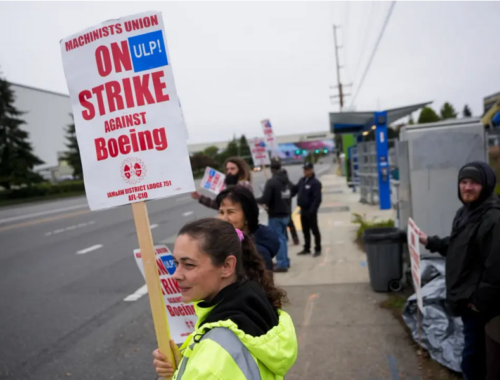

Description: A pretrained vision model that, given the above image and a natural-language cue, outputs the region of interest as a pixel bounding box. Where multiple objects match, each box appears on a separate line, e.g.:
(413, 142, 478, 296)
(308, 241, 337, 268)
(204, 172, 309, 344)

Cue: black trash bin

(362, 227, 403, 292)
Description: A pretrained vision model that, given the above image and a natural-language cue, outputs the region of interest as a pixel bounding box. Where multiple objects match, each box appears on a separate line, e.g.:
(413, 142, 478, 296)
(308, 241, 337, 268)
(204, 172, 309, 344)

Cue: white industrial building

(11, 83, 74, 181)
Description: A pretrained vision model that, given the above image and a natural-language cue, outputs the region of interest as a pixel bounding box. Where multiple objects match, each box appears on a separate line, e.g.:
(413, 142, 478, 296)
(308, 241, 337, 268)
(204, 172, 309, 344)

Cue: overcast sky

(1, 1, 499, 144)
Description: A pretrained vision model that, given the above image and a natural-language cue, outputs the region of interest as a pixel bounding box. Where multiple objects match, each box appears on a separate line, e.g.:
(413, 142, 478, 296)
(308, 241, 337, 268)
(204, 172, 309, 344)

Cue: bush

(351, 213, 395, 242)
(0, 180, 85, 201)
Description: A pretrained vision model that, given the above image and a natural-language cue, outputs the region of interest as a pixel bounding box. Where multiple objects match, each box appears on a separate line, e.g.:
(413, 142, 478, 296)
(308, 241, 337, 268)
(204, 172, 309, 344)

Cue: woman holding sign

(215, 186, 279, 270)
(191, 157, 253, 209)
(152, 218, 297, 380)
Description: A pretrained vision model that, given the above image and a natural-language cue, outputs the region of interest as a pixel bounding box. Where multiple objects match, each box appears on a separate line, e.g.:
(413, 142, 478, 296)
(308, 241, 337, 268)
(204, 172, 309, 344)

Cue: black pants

(461, 312, 487, 380)
(300, 209, 321, 251)
(486, 333, 500, 380)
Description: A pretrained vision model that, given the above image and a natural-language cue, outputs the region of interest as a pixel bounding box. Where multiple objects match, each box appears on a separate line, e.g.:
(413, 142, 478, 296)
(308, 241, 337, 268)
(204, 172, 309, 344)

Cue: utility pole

(330, 25, 351, 111)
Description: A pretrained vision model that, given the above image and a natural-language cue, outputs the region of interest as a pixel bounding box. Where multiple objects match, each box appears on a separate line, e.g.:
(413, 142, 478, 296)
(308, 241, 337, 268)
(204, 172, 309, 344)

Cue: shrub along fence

(0, 181, 85, 201)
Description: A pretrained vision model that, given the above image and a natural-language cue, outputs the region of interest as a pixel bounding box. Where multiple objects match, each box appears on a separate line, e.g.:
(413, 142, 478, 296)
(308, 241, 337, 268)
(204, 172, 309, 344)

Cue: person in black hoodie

(256, 160, 292, 272)
(292, 162, 322, 257)
(216, 186, 280, 271)
(419, 162, 500, 380)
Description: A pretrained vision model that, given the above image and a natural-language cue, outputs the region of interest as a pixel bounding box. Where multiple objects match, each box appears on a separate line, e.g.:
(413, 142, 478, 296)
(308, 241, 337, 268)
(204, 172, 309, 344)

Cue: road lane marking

(0, 204, 88, 224)
(44, 221, 95, 237)
(150, 224, 159, 230)
(182, 211, 193, 217)
(76, 244, 103, 255)
(124, 284, 148, 301)
(160, 234, 177, 244)
(0, 210, 91, 232)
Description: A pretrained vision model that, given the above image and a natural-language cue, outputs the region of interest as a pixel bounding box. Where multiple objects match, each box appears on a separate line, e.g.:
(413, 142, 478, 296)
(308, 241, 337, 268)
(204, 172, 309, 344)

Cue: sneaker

(273, 267, 288, 273)
(313, 249, 322, 257)
(297, 249, 311, 255)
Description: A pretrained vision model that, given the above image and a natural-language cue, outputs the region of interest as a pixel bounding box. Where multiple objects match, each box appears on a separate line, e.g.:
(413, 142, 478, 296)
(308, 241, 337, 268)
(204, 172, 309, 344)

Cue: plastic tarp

(402, 257, 464, 373)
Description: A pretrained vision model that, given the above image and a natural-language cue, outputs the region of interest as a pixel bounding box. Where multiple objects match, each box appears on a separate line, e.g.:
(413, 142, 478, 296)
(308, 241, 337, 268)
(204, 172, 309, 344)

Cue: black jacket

(256, 170, 291, 218)
(253, 224, 280, 271)
(292, 174, 322, 213)
(197, 279, 279, 337)
(426, 162, 500, 318)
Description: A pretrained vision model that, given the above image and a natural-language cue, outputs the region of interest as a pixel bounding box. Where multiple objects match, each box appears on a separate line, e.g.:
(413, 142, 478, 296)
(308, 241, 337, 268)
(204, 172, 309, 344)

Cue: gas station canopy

(330, 101, 432, 135)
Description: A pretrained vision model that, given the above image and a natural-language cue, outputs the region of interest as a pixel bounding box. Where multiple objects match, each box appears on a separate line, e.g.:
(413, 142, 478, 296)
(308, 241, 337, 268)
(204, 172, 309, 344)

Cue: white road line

(150, 224, 159, 230)
(124, 284, 148, 302)
(0, 204, 88, 225)
(88, 221, 95, 225)
(76, 244, 103, 255)
(182, 211, 193, 217)
(54, 229, 65, 234)
(77, 223, 87, 228)
(66, 226, 76, 230)
(45, 232, 52, 236)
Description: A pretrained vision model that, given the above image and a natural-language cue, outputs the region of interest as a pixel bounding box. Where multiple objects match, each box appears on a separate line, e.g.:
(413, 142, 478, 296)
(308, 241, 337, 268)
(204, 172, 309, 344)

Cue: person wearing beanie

(256, 159, 292, 272)
(419, 161, 500, 379)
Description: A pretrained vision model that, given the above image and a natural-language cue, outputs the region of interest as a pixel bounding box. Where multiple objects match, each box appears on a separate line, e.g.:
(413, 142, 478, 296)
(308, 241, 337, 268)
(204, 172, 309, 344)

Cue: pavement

(0, 162, 330, 380)
(277, 168, 422, 380)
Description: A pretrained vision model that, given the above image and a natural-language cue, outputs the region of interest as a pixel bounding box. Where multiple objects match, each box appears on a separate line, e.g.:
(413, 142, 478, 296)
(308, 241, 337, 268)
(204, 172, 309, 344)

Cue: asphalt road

(0, 163, 330, 380)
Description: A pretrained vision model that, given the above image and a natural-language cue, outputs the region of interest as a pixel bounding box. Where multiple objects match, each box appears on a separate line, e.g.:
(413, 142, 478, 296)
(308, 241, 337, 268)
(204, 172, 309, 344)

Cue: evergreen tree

(440, 102, 458, 119)
(0, 75, 43, 189)
(238, 135, 251, 158)
(417, 107, 441, 124)
(408, 114, 415, 125)
(63, 115, 83, 179)
(463, 105, 472, 117)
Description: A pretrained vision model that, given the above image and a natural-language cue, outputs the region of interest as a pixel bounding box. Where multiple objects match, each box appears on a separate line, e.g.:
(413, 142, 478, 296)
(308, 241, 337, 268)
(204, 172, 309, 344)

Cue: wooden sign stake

(132, 201, 175, 378)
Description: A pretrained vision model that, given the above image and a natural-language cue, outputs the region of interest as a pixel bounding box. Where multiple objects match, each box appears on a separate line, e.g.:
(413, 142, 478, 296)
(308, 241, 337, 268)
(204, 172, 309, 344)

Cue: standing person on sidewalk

(418, 162, 500, 380)
(256, 161, 292, 273)
(151, 218, 297, 380)
(293, 162, 322, 257)
(191, 157, 253, 210)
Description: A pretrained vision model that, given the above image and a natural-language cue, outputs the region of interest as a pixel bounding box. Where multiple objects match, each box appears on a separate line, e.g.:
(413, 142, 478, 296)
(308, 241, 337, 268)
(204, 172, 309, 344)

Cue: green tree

(216, 138, 239, 164)
(63, 115, 83, 179)
(408, 114, 415, 125)
(203, 145, 219, 158)
(418, 107, 441, 124)
(0, 75, 44, 189)
(463, 105, 472, 117)
(238, 135, 251, 158)
(440, 102, 458, 119)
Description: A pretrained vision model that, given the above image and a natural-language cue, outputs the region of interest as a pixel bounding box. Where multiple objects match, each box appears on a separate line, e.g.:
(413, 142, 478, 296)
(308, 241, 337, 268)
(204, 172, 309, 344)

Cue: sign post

(60, 11, 196, 377)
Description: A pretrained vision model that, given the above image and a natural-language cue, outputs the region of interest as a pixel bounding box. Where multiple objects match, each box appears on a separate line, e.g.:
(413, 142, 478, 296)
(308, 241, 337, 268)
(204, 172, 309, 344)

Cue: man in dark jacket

(292, 162, 322, 257)
(256, 161, 292, 272)
(419, 162, 500, 380)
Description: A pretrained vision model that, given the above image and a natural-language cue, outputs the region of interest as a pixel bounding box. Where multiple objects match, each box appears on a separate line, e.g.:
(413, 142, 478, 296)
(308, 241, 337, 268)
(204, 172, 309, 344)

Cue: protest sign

(60, 11, 195, 373)
(200, 167, 226, 194)
(60, 11, 195, 211)
(250, 138, 271, 167)
(261, 119, 277, 155)
(134, 245, 197, 344)
(408, 218, 425, 315)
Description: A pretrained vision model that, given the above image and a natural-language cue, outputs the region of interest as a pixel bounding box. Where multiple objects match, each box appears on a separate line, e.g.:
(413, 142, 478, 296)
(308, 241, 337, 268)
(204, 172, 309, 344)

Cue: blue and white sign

(128, 30, 168, 73)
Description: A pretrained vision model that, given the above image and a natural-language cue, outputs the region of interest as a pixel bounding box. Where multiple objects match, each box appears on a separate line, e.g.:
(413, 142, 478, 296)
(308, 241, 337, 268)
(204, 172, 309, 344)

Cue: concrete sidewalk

(276, 167, 421, 380)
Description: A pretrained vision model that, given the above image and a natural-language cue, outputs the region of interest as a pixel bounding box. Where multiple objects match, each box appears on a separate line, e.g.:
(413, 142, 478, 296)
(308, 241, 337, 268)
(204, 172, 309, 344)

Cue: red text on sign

(94, 127, 167, 161)
(79, 71, 169, 120)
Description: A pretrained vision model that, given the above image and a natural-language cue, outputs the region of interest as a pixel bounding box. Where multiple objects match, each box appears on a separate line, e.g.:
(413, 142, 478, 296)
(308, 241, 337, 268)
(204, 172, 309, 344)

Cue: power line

(350, 1, 396, 107)
(353, 1, 375, 81)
